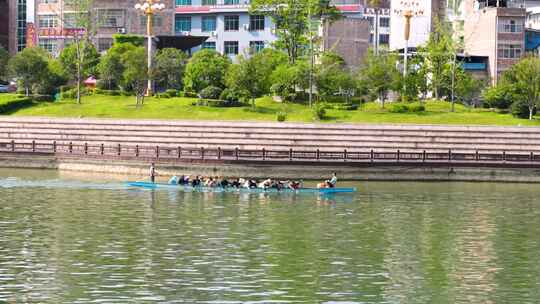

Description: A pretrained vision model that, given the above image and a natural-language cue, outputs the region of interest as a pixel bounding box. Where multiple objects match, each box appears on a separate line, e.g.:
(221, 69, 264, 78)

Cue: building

(322, 4, 391, 69)
(174, 0, 277, 58)
(1, 0, 27, 54)
(389, 0, 446, 51)
(35, 0, 175, 56)
(463, 0, 526, 84)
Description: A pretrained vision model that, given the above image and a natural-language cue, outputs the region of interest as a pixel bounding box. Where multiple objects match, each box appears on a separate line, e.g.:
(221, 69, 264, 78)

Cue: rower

(149, 163, 157, 183)
(326, 172, 338, 188)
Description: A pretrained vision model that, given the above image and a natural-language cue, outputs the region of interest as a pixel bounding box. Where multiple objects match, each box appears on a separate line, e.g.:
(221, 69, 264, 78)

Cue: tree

(33, 58, 68, 95)
(60, 0, 96, 104)
(183, 49, 230, 93)
(358, 49, 400, 108)
(502, 56, 540, 120)
(153, 48, 188, 91)
(59, 41, 100, 91)
(270, 60, 310, 102)
(0, 46, 8, 81)
(315, 52, 355, 101)
(251, 0, 341, 63)
(121, 47, 148, 107)
(424, 18, 454, 100)
(97, 42, 137, 90)
(8, 47, 50, 96)
(249, 48, 288, 94)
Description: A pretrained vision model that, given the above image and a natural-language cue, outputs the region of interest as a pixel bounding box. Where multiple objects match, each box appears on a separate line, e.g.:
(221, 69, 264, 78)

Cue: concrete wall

(322, 17, 370, 69)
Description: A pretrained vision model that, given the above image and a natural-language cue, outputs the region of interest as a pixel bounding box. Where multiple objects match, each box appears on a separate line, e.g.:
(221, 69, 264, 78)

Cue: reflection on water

(0, 170, 540, 303)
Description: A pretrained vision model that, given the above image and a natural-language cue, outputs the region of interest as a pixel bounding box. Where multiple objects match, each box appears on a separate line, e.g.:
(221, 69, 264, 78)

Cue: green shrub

(389, 102, 426, 113)
(207, 99, 245, 107)
(313, 103, 327, 120)
(199, 86, 223, 100)
(120, 90, 132, 96)
(334, 103, 358, 111)
(0, 97, 33, 114)
(183, 90, 198, 98)
(164, 89, 178, 98)
(276, 111, 287, 122)
(511, 100, 536, 119)
(60, 88, 78, 100)
(32, 94, 54, 102)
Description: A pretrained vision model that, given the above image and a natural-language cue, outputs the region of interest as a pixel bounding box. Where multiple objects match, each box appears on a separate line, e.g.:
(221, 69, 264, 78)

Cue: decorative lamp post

(135, 0, 166, 96)
(393, 0, 424, 77)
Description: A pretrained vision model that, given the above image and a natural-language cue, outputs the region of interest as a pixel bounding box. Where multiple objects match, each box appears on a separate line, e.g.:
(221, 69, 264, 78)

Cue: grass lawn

(3, 93, 540, 126)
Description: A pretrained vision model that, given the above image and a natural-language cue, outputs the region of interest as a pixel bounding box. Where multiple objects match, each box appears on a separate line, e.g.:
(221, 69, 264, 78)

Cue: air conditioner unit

(211, 31, 217, 37)
(117, 27, 126, 34)
(243, 24, 250, 30)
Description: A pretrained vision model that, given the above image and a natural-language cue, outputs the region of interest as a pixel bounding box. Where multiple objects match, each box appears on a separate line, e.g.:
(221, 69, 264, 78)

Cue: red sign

(38, 27, 86, 38)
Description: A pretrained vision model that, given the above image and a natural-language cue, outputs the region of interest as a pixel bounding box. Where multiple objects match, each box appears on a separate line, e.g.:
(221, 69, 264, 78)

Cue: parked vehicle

(0, 81, 16, 93)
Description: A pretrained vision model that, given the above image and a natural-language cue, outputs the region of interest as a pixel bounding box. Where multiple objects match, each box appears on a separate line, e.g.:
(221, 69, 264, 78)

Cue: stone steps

(0, 117, 539, 153)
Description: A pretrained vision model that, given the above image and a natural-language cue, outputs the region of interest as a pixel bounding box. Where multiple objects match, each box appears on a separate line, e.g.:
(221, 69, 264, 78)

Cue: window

(97, 9, 125, 28)
(498, 43, 522, 59)
(202, 16, 216, 32)
(202, 0, 216, 5)
(250, 41, 264, 52)
(40, 0, 58, 3)
(176, 0, 192, 5)
(224, 0, 239, 4)
(141, 15, 163, 28)
(202, 41, 216, 50)
(63, 13, 78, 28)
(249, 15, 265, 31)
(379, 33, 389, 45)
(224, 41, 239, 55)
(379, 17, 389, 27)
(39, 38, 57, 54)
(98, 38, 113, 52)
(499, 20, 523, 33)
(175, 16, 191, 32)
(224, 15, 239, 31)
(38, 14, 58, 28)
(366, 16, 374, 28)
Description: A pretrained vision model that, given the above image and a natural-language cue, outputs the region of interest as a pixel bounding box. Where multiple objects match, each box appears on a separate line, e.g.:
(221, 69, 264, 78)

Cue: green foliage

(121, 46, 148, 106)
(424, 18, 455, 99)
(154, 48, 188, 90)
(61, 87, 89, 99)
(0, 46, 8, 81)
(389, 102, 426, 113)
(315, 52, 356, 100)
(199, 86, 223, 99)
(113, 34, 145, 46)
(97, 42, 137, 90)
(501, 56, 540, 120)
(33, 59, 68, 95)
(358, 49, 400, 108)
(8, 47, 50, 95)
(164, 89, 179, 98)
(482, 83, 514, 109)
(512, 99, 536, 119)
(58, 41, 100, 81)
(276, 111, 287, 121)
(250, 0, 341, 63)
(184, 49, 230, 93)
(313, 103, 327, 120)
(270, 60, 309, 102)
(0, 96, 33, 114)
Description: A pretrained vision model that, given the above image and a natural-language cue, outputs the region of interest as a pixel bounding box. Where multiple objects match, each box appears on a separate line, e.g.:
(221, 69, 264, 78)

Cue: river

(0, 168, 539, 303)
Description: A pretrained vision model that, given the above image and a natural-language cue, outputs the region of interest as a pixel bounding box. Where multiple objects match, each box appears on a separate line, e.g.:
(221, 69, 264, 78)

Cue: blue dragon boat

(126, 181, 356, 194)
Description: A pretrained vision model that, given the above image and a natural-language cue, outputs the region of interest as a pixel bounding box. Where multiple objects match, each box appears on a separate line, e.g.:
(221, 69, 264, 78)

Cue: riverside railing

(1, 140, 540, 165)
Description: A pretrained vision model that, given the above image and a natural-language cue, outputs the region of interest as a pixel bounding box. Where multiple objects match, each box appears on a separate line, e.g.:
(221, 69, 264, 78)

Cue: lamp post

(393, 0, 424, 77)
(135, 0, 165, 96)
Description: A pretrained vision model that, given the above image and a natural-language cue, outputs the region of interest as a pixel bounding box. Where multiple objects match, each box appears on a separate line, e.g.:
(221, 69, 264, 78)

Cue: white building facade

(174, 0, 277, 58)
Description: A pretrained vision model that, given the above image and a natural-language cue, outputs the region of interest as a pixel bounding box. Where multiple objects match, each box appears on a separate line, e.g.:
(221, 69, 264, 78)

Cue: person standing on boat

(150, 163, 157, 183)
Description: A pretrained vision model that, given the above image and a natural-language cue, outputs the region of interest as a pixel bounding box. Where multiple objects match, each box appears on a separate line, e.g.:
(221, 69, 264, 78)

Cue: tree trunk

(380, 92, 385, 109)
(76, 41, 82, 105)
(529, 106, 534, 120)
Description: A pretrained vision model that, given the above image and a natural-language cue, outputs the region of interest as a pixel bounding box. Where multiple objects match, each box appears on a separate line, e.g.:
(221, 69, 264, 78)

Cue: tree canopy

(184, 49, 231, 93)
(153, 48, 189, 91)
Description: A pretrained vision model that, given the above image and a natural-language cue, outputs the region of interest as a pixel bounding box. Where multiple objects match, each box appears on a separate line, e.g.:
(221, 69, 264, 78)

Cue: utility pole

(308, 5, 314, 108)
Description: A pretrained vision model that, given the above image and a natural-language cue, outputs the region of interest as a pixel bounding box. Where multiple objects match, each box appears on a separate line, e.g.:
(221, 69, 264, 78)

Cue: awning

(155, 35, 209, 51)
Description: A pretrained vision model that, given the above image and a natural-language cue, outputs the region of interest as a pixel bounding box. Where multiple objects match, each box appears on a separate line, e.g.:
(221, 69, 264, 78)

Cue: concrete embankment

(2, 117, 540, 182)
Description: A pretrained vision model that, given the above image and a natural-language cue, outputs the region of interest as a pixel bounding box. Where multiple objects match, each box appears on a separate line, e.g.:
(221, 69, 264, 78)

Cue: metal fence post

(289, 148, 293, 161)
(201, 147, 205, 160)
(135, 145, 139, 157)
(11, 140, 14, 152)
(370, 149, 374, 162)
(218, 147, 222, 160)
(448, 149, 452, 161)
(502, 151, 506, 161)
(316, 149, 320, 160)
(531, 152, 534, 162)
(53, 141, 57, 153)
(344, 149, 347, 162)
(156, 146, 160, 158)
(397, 149, 400, 162)
(476, 150, 479, 161)
(101, 144, 104, 155)
(32, 140, 35, 153)
(235, 147, 239, 160)
(423, 150, 426, 162)
(69, 142, 73, 154)
(84, 142, 88, 155)
(178, 146, 182, 158)
(118, 144, 121, 156)
(262, 148, 265, 160)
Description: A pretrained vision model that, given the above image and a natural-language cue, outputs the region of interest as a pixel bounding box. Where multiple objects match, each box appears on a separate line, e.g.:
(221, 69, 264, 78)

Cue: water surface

(0, 169, 539, 303)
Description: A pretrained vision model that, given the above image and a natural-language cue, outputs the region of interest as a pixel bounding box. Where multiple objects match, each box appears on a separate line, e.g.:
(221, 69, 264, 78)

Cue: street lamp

(393, 0, 424, 77)
(135, 0, 166, 96)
